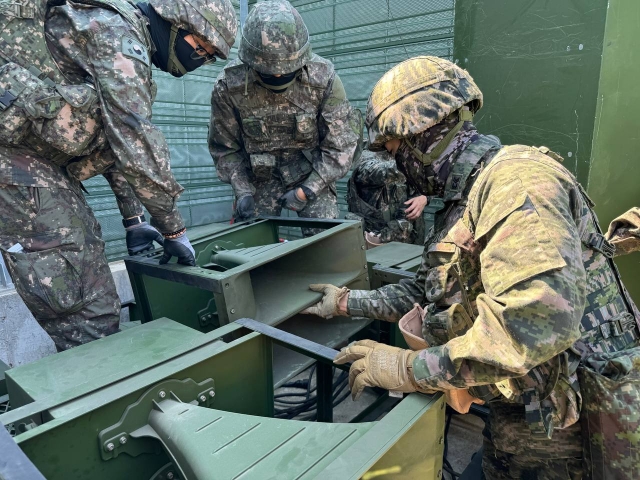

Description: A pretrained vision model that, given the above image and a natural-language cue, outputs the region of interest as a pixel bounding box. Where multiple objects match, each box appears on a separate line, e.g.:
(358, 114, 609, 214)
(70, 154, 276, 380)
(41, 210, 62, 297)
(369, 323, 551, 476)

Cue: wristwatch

(122, 214, 146, 228)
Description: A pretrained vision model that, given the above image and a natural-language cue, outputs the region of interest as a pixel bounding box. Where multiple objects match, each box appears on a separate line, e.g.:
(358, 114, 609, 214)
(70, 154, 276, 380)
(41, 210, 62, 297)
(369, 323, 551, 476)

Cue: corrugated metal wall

(85, 0, 454, 259)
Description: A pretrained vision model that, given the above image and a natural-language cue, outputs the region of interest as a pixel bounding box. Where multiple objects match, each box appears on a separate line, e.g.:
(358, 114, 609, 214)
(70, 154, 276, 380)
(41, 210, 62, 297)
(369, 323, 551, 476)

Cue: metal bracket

(98, 378, 215, 461)
(196, 298, 219, 329)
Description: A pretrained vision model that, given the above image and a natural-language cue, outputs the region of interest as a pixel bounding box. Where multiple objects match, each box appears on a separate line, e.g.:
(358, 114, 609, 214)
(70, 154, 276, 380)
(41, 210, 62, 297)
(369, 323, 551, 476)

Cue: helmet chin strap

(403, 108, 474, 166)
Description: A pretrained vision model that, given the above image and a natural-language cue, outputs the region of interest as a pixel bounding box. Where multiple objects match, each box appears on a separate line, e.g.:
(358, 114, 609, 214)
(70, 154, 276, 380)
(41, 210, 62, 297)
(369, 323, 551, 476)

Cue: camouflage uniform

(606, 207, 640, 256)
(346, 150, 425, 245)
(209, 1, 361, 235)
(347, 57, 640, 479)
(0, 0, 237, 350)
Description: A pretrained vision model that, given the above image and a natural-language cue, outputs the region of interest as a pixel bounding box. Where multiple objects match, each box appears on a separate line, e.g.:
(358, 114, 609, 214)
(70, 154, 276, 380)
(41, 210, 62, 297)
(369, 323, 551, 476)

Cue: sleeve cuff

(150, 209, 185, 234)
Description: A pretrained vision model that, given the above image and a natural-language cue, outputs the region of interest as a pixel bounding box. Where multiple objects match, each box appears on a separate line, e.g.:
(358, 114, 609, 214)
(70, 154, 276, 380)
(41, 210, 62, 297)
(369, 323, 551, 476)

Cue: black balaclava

(257, 70, 300, 93)
(137, 2, 205, 77)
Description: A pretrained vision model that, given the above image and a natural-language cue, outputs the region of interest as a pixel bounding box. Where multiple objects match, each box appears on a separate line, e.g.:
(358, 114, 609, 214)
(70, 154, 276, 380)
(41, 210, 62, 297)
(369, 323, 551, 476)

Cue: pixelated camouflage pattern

(0, 184, 120, 351)
(238, 0, 311, 75)
(44, 2, 185, 232)
(209, 54, 360, 205)
(350, 143, 640, 463)
(347, 150, 424, 245)
(251, 175, 338, 236)
(578, 348, 640, 479)
(149, 0, 238, 59)
(365, 56, 483, 151)
(606, 207, 640, 256)
(482, 437, 584, 479)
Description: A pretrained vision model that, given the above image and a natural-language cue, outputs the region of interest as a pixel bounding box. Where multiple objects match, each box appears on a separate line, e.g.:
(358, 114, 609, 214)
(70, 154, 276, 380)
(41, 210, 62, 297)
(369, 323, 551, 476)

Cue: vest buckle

(583, 232, 616, 258)
(0, 89, 17, 111)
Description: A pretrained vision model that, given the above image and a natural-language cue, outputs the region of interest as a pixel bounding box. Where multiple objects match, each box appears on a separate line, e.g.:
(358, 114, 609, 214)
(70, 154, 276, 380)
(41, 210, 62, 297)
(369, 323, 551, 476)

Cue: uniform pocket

(241, 117, 268, 139)
(294, 113, 317, 141)
(3, 232, 85, 318)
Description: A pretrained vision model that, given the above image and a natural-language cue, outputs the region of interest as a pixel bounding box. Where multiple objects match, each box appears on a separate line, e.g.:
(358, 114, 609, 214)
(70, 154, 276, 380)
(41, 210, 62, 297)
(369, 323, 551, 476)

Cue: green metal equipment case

(1, 319, 445, 480)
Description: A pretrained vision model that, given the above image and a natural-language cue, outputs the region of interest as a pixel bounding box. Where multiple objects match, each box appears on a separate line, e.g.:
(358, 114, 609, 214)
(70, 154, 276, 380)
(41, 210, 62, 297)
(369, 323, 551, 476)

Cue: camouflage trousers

(251, 177, 339, 236)
(482, 403, 584, 479)
(0, 184, 120, 352)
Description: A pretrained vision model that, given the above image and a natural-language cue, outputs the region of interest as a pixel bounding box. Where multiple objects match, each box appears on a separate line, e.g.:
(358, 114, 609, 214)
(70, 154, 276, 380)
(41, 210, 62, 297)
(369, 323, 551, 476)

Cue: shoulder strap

(443, 134, 502, 202)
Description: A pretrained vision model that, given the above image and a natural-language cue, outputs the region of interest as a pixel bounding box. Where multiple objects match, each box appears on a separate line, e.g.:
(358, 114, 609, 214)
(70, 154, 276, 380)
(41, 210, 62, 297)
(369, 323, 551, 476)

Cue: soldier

(346, 150, 425, 247)
(0, 0, 237, 351)
(303, 57, 640, 479)
(208, 0, 362, 236)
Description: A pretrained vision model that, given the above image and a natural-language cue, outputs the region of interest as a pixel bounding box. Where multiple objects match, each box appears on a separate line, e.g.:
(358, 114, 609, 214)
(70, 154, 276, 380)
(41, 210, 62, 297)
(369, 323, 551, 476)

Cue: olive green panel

(454, 0, 608, 184)
(587, 1, 640, 304)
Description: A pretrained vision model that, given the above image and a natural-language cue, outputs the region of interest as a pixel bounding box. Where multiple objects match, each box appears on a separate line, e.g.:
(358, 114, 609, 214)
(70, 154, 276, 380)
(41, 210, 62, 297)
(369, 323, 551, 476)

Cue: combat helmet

(238, 0, 312, 75)
(148, 0, 238, 59)
(366, 56, 483, 152)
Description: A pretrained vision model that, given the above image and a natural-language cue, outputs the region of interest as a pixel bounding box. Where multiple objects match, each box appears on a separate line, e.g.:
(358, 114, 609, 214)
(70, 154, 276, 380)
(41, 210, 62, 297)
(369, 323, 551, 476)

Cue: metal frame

(0, 424, 45, 480)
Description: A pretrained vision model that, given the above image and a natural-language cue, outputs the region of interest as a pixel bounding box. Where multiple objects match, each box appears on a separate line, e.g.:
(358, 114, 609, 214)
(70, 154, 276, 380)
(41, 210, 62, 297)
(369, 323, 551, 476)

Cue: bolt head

(119, 436, 127, 445)
(439, 436, 444, 444)
(105, 442, 115, 452)
(361, 245, 365, 250)
(166, 473, 175, 480)
(199, 395, 207, 402)
(230, 309, 236, 314)
(159, 390, 166, 399)
(208, 390, 215, 398)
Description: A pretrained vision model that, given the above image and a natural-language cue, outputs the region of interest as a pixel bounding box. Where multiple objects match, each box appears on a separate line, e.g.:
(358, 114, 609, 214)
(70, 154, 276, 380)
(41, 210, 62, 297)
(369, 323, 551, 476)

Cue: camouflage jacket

(350, 143, 640, 453)
(347, 150, 424, 245)
(208, 54, 361, 198)
(0, 1, 184, 232)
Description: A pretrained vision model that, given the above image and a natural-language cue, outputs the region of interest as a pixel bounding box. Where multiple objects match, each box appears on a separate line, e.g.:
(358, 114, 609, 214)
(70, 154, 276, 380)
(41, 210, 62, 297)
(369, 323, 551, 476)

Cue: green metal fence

(84, 0, 455, 259)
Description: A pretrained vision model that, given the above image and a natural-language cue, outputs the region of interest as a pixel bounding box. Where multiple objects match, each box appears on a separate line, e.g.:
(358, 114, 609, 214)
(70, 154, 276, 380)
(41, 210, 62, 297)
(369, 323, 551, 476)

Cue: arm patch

(121, 36, 150, 67)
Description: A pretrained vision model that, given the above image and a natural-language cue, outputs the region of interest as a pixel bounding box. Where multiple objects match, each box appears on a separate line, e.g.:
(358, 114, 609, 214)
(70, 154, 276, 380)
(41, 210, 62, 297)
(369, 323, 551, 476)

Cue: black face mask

(257, 70, 299, 92)
(137, 2, 205, 77)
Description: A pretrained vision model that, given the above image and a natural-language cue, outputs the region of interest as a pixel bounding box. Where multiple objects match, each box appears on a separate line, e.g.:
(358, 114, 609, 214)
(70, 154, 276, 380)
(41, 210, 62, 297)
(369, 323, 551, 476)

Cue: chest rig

(224, 58, 333, 188)
(0, 0, 149, 166)
(423, 144, 640, 439)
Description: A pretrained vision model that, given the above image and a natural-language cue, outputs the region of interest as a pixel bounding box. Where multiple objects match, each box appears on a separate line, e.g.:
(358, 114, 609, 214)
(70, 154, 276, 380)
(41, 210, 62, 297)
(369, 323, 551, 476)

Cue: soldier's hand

(279, 188, 307, 212)
(159, 232, 196, 266)
(125, 222, 164, 256)
(301, 283, 349, 319)
(235, 194, 256, 221)
(334, 340, 421, 400)
(404, 195, 428, 220)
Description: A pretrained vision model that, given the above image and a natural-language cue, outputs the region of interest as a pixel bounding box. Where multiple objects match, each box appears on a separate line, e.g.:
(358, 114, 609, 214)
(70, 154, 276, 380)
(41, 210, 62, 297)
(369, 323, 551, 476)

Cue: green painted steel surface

(454, 0, 608, 185)
(586, 1, 640, 303)
(2, 318, 445, 480)
(127, 219, 368, 328)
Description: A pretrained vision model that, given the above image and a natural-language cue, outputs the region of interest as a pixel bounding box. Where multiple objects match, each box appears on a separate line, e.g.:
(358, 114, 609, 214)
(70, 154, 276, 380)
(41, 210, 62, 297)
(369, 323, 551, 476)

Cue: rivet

(119, 436, 127, 445)
(159, 391, 166, 399)
(361, 245, 365, 250)
(364, 265, 367, 269)
(209, 390, 215, 398)
(437, 469, 442, 479)
(439, 436, 444, 444)
(105, 442, 115, 452)
(167, 473, 175, 480)
(365, 276, 369, 281)
(230, 308, 236, 314)
(199, 395, 207, 402)
(225, 283, 230, 288)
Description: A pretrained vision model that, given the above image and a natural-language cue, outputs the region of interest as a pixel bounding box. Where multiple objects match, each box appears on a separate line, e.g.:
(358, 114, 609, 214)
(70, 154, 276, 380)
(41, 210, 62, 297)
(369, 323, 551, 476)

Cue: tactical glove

(279, 188, 307, 212)
(159, 233, 196, 266)
(301, 284, 349, 319)
(334, 340, 422, 400)
(235, 194, 256, 221)
(125, 222, 164, 256)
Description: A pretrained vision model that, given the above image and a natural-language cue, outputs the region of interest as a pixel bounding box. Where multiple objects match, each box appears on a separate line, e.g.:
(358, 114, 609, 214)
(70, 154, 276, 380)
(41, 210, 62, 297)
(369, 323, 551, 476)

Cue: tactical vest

(0, 0, 149, 166)
(223, 56, 334, 188)
(422, 144, 640, 440)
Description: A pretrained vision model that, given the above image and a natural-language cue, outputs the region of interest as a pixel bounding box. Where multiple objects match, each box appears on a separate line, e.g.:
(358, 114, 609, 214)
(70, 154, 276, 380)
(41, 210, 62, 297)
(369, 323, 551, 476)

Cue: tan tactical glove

(301, 284, 349, 319)
(334, 340, 426, 400)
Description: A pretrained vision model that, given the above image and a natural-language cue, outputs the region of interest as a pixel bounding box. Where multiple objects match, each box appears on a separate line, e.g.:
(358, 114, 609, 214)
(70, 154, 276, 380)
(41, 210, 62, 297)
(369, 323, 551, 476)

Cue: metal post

(240, 0, 248, 30)
(316, 361, 333, 423)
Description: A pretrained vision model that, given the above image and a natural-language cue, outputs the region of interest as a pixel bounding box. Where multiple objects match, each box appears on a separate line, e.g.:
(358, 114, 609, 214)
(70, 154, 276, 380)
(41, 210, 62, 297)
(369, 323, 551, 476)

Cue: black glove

(235, 194, 256, 221)
(279, 188, 307, 212)
(125, 222, 164, 256)
(159, 233, 196, 266)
